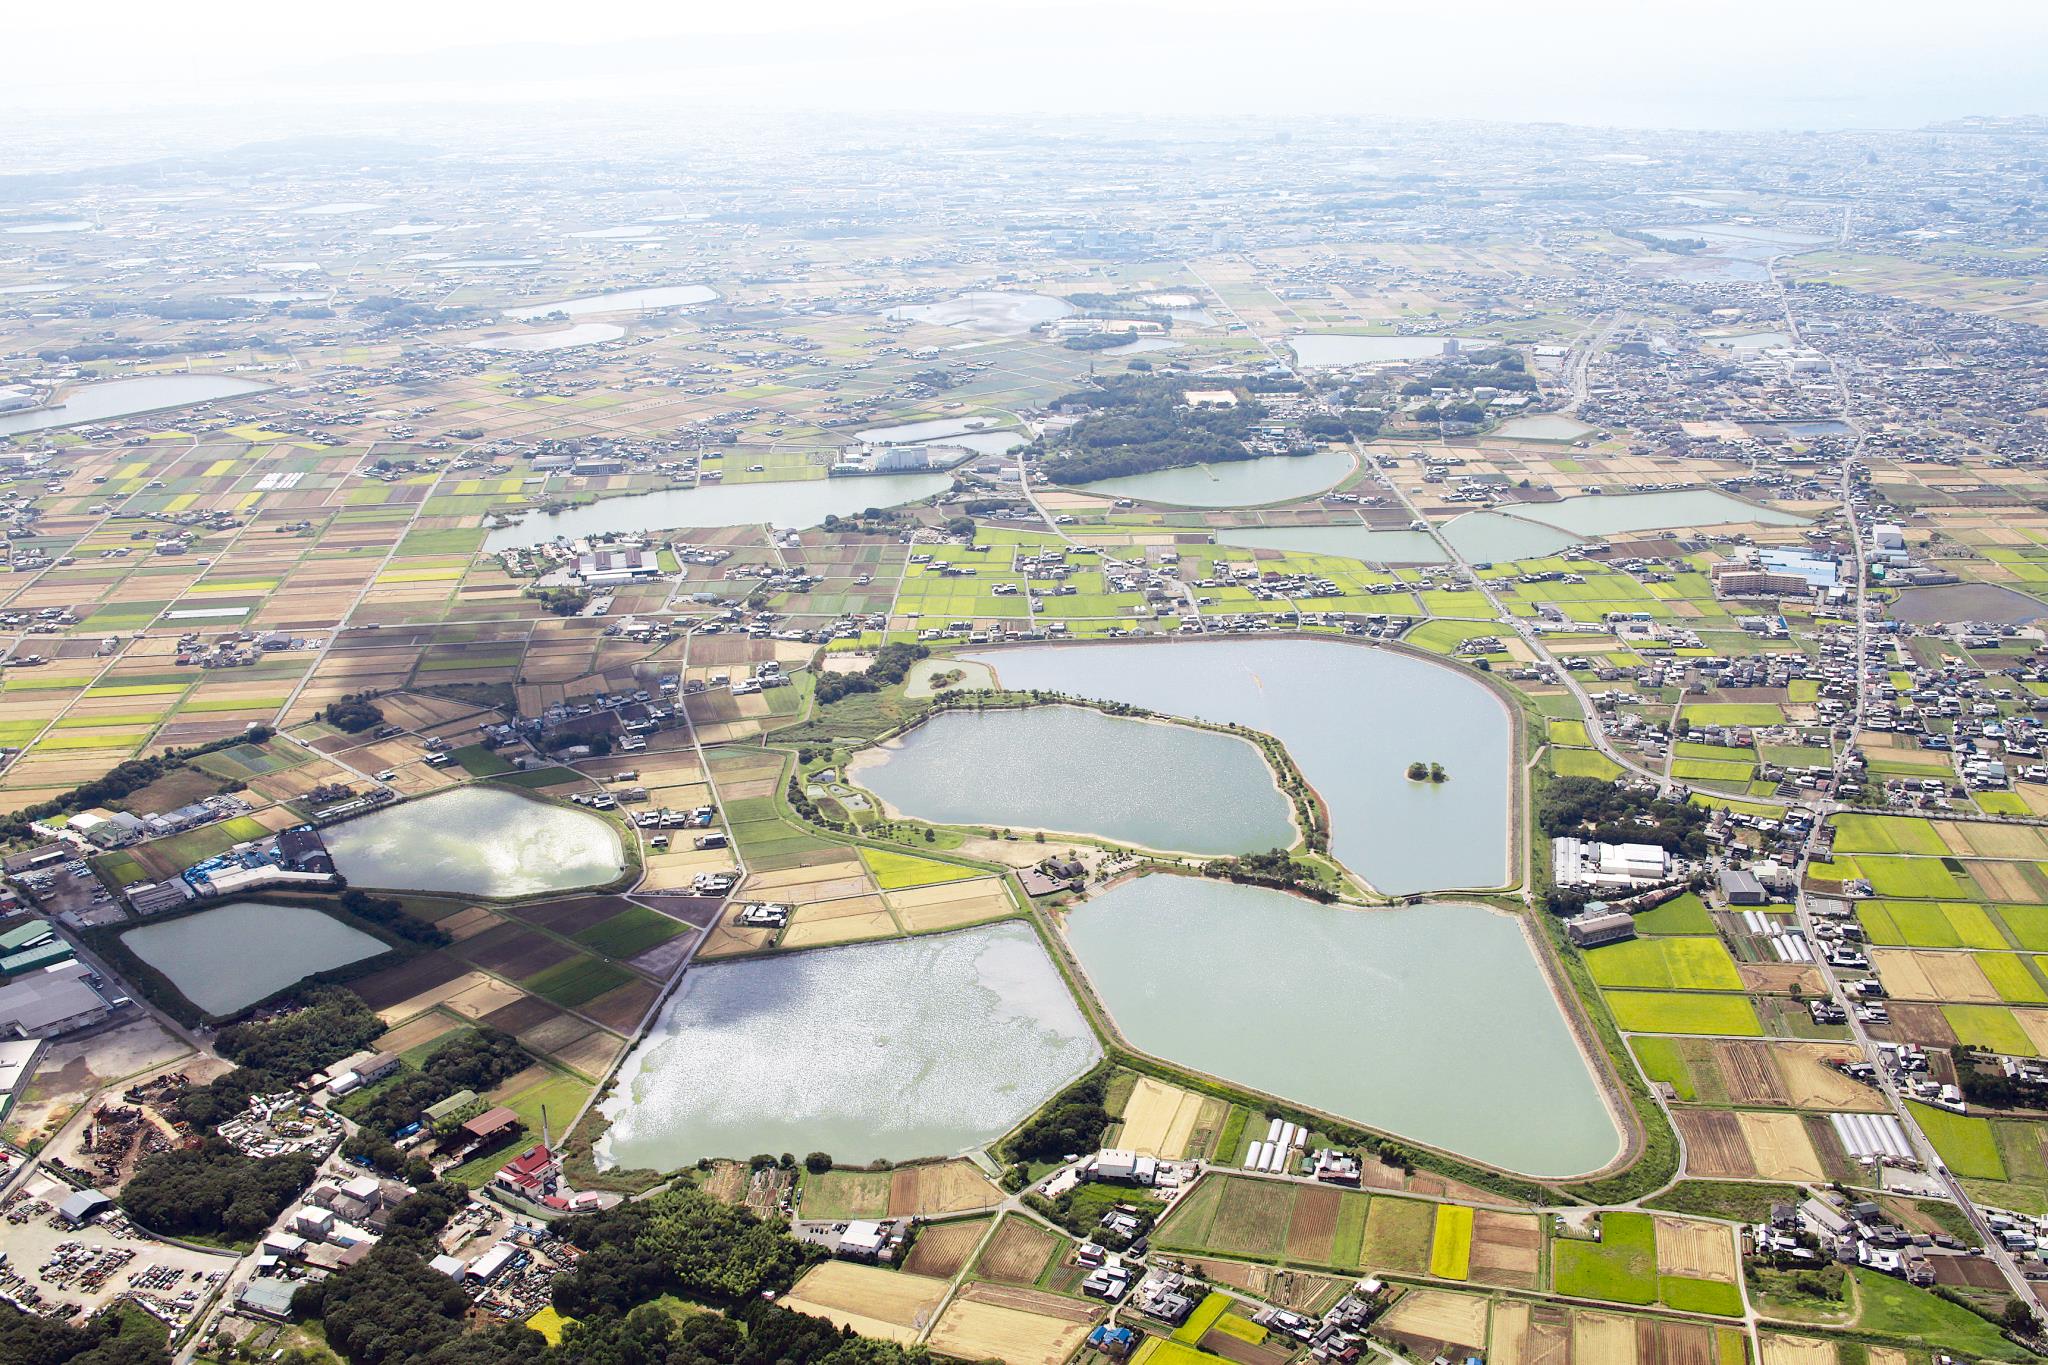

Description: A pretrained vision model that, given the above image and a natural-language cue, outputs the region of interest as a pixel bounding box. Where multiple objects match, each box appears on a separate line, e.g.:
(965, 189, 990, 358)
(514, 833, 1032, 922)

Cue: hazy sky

(9, 0, 2048, 129)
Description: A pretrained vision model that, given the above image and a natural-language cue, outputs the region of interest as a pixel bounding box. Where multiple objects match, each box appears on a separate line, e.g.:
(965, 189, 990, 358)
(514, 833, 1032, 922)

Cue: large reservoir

(850, 706, 1297, 855)
(324, 786, 625, 897)
(0, 375, 269, 436)
(965, 639, 1509, 895)
(122, 902, 387, 1016)
(482, 473, 951, 549)
(1079, 449, 1353, 508)
(1064, 877, 1620, 1177)
(596, 923, 1099, 1169)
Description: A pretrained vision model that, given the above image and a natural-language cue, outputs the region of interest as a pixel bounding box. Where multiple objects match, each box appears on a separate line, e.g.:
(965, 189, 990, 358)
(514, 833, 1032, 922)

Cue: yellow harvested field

(1487, 1301, 1530, 1365)
(1654, 1217, 1737, 1281)
(375, 970, 493, 1025)
(927, 1298, 1093, 1365)
(1774, 1043, 1889, 1111)
(1117, 1077, 1207, 1159)
(1381, 1290, 1488, 1350)
(1972, 859, 2038, 901)
(782, 1262, 946, 1343)
(779, 900, 897, 948)
(1869, 948, 1997, 1003)
(443, 975, 529, 1019)
(1572, 1312, 1639, 1365)
(2014, 1010, 2048, 1055)
(885, 877, 1014, 932)
(893, 1159, 1003, 1215)
(1737, 1111, 1826, 1181)
(1761, 1335, 1837, 1365)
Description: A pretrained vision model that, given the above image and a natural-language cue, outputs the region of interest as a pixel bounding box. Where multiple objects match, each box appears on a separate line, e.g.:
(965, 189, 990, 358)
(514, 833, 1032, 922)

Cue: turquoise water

(1064, 877, 1621, 1177)
(966, 638, 1509, 895)
(852, 706, 1297, 854)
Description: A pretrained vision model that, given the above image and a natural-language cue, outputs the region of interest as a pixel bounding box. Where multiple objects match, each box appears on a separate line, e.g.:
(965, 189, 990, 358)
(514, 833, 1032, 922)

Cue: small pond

(470, 323, 625, 352)
(324, 787, 625, 897)
(505, 284, 717, 319)
(122, 902, 386, 1016)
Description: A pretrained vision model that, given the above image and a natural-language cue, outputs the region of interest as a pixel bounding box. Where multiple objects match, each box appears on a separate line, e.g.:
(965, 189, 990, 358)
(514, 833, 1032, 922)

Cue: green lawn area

(1857, 900, 2007, 950)
(1551, 748, 1622, 779)
(1681, 703, 1784, 726)
(1629, 1036, 1698, 1101)
(452, 744, 515, 776)
(1605, 990, 1763, 1036)
(1583, 936, 1743, 991)
(1908, 1101, 2006, 1180)
(1942, 1004, 2036, 1057)
(1552, 1211, 1658, 1304)
(1830, 814, 1950, 856)
(1360, 1197, 1435, 1275)
(858, 846, 983, 890)
(1851, 856, 1967, 900)
(1850, 1266, 2026, 1357)
(1659, 1275, 1743, 1318)
(521, 956, 634, 1009)
(1633, 893, 1715, 935)
(799, 1169, 893, 1220)
(573, 907, 689, 960)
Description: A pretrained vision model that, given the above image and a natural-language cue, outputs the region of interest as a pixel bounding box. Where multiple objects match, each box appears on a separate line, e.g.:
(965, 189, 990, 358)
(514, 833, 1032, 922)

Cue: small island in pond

(1406, 761, 1448, 783)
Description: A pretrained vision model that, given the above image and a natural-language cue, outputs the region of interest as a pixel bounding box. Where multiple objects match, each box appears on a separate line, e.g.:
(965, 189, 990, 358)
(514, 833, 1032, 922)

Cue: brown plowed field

(1714, 1041, 1784, 1105)
(978, 1217, 1060, 1284)
(956, 1282, 1097, 1322)
(1285, 1185, 1340, 1263)
(1672, 1109, 1752, 1178)
(1468, 1209, 1541, 1289)
(1639, 1318, 1717, 1365)
(902, 1218, 989, 1279)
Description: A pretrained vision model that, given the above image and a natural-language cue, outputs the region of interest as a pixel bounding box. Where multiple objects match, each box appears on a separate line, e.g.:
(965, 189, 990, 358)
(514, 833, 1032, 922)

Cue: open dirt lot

(1770, 1042, 1890, 1111)
(929, 1294, 1095, 1365)
(782, 1261, 947, 1343)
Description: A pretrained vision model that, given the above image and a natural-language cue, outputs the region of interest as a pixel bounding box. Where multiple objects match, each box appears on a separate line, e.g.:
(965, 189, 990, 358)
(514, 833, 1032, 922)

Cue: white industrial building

(1552, 838, 1672, 890)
